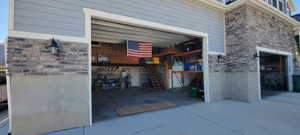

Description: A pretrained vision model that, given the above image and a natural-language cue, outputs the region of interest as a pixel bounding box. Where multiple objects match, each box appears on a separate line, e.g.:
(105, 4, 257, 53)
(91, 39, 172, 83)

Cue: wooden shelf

(173, 49, 202, 57)
(154, 51, 176, 57)
(92, 63, 145, 67)
(172, 70, 203, 74)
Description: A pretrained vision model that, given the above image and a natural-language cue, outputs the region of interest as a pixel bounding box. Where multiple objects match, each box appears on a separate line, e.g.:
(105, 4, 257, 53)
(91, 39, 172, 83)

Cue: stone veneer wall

(208, 55, 227, 72)
(7, 37, 89, 75)
(208, 5, 297, 102)
(225, 6, 256, 72)
(225, 5, 297, 72)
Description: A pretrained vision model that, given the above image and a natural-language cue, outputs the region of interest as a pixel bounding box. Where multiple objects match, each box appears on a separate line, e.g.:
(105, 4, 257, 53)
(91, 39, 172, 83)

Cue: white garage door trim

(256, 46, 294, 100)
(84, 8, 211, 125)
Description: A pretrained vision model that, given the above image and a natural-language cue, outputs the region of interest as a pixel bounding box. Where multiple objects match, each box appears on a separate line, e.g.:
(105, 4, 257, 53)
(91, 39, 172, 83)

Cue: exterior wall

(7, 37, 90, 135)
(14, 0, 225, 53)
(224, 5, 297, 101)
(208, 55, 230, 101)
(208, 5, 297, 102)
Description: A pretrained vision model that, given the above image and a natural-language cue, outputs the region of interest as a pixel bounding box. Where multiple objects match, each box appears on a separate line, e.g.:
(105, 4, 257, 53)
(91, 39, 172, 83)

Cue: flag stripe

(127, 40, 152, 58)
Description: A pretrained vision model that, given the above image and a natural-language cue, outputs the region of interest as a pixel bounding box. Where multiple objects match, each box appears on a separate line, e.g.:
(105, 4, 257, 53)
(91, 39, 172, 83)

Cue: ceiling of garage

(91, 18, 196, 47)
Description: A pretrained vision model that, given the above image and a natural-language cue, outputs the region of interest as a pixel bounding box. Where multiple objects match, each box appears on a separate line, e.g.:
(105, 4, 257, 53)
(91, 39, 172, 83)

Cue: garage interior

(91, 18, 205, 122)
(260, 52, 288, 98)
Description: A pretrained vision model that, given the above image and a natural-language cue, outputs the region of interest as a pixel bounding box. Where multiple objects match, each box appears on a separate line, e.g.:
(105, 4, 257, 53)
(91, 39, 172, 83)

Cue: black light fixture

(50, 38, 59, 55)
(253, 52, 259, 59)
(217, 55, 222, 63)
(293, 58, 298, 63)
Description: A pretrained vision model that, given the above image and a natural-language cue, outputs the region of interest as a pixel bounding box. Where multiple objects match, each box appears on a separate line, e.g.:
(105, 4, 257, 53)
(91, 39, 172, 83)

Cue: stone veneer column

(207, 54, 231, 101)
(6, 37, 91, 135)
(222, 5, 297, 102)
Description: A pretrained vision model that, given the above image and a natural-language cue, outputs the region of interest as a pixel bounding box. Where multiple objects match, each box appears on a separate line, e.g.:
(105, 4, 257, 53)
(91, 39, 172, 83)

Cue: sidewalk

(2, 92, 300, 135)
(47, 92, 300, 135)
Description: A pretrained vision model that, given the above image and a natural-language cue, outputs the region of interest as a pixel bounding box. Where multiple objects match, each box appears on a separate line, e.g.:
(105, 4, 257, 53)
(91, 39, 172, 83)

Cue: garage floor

(261, 90, 291, 98)
(92, 88, 201, 122)
(43, 91, 300, 135)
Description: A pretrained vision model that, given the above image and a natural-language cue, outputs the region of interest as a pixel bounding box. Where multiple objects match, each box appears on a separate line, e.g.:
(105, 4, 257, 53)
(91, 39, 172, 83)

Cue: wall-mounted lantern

(253, 52, 260, 59)
(50, 38, 59, 55)
(217, 55, 222, 63)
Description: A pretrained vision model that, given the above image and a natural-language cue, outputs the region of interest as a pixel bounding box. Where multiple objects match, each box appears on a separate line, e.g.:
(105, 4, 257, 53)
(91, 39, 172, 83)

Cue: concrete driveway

(2, 92, 300, 135)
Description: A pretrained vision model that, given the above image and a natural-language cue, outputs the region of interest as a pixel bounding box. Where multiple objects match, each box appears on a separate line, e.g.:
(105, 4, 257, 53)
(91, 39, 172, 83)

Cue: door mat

(116, 102, 177, 116)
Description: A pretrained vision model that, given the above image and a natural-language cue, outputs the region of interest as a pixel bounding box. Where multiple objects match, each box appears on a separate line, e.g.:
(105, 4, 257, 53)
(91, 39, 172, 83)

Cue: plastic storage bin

(184, 63, 192, 71)
(293, 75, 300, 92)
(191, 88, 199, 98)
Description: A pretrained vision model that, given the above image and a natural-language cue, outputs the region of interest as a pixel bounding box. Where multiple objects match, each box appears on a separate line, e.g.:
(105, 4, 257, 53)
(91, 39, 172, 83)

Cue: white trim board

(8, 0, 14, 31)
(8, 31, 89, 43)
(84, 8, 212, 123)
(257, 47, 292, 56)
(208, 51, 226, 55)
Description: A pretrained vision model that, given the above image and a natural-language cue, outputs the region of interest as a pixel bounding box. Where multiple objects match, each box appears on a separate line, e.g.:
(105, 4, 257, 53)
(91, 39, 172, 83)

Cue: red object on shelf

(173, 49, 202, 57)
(172, 70, 203, 73)
(154, 51, 176, 57)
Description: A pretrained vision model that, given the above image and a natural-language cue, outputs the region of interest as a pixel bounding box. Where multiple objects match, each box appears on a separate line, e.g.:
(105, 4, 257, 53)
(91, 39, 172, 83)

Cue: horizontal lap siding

(14, 0, 225, 53)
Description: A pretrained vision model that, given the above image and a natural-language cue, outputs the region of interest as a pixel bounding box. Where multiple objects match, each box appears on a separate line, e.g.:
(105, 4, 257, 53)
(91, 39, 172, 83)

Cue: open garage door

(260, 52, 288, 98)
(90, 18, 207, 123)
(257, 47, 294, 100)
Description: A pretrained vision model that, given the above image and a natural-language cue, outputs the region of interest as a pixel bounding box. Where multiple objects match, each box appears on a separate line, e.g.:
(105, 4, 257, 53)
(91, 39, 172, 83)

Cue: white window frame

(278, 0, 285, 12)
(264, 0, 288, 14)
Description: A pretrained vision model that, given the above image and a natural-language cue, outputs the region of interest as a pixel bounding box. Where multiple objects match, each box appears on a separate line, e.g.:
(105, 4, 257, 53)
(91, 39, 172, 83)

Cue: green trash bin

(293, 75, 300, 92)
(191, 88, 199, 98)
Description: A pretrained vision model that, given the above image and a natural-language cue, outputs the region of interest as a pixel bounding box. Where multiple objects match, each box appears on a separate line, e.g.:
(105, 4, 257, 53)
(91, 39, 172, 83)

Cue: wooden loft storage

(91, 38, 203, 68)
(172, 70, 203, 73)
(92, 42, 140, 65)
(173, 49, 202, 57)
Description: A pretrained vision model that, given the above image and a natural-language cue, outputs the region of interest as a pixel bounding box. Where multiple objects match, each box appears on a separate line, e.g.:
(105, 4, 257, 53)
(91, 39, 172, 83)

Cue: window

(268, 0, 272, 5)
(265, 0, 289, 14)
(278, 0, 284, 12)
(272, 0, 277, 8)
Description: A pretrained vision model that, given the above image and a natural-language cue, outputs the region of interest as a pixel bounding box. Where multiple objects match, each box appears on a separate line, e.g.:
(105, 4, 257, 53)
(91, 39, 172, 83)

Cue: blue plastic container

(196, 64, 202, 71)
(184, 63, 191, 71)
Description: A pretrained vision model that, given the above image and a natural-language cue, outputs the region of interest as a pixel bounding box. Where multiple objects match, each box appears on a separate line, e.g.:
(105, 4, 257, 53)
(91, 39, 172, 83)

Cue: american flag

(127, 40, 152, 58)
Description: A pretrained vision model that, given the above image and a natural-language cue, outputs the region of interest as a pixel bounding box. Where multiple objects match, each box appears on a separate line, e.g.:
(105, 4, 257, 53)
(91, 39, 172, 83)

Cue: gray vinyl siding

(14, 0, 225, 53)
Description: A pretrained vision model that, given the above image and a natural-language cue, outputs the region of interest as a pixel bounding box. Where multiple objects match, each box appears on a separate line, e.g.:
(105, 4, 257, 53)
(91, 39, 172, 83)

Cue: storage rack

(171, 49, 203, 88)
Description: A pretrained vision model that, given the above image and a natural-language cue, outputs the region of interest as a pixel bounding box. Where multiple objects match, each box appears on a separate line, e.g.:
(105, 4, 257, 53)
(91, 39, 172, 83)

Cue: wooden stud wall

(92, 43, 139, 64)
